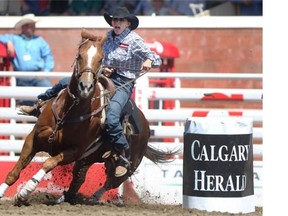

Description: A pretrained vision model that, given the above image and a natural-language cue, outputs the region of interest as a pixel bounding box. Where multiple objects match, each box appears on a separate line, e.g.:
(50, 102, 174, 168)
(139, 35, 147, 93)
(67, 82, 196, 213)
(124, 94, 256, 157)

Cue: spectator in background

(21, 0, 51, 16)
(101, 0, 153, 16)
(167, 0, 206, 16)
(50, 0, 70, 15)
(231, 0, 262, 16)
(0, 14, 54, 106)
(132, 0, 151, 15)
(142, 0, 171, 16)
(205, 0, 224, 10)
(68, 0, 105, 16)
(101, 0, 140, 15)
(0, 0, 22, 15)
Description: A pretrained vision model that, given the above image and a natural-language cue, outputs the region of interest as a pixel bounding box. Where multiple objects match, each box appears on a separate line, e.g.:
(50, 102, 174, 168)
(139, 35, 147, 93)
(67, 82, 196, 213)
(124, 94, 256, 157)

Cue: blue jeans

(17, 78, 53, 106)
(105, 74, 134, 152)
(37, 77, 70, 100)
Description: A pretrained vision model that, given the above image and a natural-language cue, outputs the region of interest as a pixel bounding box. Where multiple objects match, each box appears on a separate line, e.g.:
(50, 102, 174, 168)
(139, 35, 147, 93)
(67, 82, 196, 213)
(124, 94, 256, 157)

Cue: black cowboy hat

(104, 7, 139, 30)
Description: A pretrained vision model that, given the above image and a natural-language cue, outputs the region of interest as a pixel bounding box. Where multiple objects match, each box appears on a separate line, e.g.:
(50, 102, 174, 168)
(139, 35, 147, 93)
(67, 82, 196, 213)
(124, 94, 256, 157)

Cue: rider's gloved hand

(103, 67, 115, 77)
(141, 59, 152, 72)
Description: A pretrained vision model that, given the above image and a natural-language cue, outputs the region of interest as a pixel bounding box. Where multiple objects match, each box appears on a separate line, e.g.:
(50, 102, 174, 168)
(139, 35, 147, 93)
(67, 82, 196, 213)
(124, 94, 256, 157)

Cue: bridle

(73, 38, 103, 81)
(67, 38, 104, 101)
(49, 38, 105, 143)
(68, 41, 150, 101)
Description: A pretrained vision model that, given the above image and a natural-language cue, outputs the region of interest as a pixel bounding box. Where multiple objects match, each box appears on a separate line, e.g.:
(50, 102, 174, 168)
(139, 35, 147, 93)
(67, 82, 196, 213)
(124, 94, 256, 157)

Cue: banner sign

(183, 133, 254, 197)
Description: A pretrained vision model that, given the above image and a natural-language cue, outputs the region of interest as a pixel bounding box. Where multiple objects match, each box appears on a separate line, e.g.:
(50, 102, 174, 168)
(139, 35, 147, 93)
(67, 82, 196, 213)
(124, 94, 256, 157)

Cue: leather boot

(115, 150, 130, 177)
(17, 99, 45, 117)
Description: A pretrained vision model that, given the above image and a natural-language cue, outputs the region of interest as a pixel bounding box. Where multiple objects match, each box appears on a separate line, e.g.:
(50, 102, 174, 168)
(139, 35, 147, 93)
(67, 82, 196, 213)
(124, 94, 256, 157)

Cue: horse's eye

(76, 54, 82, 60)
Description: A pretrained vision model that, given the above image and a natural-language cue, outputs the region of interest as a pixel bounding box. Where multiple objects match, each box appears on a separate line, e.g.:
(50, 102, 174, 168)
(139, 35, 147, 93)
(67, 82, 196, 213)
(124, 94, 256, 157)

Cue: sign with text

(182, 117, 255, 213)
(183, 134, 254, 197)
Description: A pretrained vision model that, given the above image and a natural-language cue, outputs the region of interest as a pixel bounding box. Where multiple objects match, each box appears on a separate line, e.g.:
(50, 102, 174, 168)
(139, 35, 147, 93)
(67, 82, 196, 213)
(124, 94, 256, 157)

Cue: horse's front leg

(14, 148, 78, 206)
(0, 129, 36, 199)
(13, 153, 62, 206)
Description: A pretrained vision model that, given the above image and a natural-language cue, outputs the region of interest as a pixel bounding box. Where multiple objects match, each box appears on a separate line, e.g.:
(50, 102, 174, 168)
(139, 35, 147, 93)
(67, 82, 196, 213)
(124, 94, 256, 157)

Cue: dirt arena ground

(0, 193, 262, 216)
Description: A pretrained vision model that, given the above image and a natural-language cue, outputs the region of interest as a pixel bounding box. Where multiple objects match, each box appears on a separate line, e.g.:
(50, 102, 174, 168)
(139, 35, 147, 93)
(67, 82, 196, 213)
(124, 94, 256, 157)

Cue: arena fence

(0, 71, 262, 157)
(0, 71, 263, 206)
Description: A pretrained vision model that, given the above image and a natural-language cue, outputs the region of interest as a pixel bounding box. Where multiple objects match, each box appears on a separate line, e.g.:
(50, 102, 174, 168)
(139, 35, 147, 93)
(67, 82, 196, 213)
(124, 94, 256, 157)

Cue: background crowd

(0, 0, 262, 17)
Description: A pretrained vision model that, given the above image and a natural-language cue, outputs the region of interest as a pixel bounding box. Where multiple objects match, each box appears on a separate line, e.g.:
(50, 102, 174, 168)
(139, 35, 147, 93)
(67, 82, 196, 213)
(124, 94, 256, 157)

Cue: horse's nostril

(79, 81, 94, 95)
(80, 82, 85, 90)
(88, 84, 93, 92)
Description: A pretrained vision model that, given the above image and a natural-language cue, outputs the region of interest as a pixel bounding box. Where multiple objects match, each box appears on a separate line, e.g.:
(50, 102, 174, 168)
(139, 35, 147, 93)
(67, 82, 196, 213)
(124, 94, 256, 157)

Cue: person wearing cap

(18, 7, 161, 177)
(0, 13, 54, 106)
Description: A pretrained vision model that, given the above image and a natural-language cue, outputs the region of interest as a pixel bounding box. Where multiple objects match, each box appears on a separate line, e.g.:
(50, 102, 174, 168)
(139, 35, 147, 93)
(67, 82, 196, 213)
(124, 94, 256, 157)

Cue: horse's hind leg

(55, 150, 100, 204)
(0, 130, 36, 199)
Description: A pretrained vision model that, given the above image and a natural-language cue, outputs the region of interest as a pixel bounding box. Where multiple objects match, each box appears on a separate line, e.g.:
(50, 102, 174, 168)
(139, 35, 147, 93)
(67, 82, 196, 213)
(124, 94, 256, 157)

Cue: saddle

(99, 75, 142, 137)
(122, 98, 142, 135)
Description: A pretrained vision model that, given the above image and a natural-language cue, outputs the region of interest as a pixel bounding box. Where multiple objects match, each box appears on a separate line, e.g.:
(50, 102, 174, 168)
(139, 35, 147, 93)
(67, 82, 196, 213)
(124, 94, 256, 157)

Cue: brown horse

(56, 95, 180, 204)
(0, 29, 106, 205)
(0, 29, 179, 205)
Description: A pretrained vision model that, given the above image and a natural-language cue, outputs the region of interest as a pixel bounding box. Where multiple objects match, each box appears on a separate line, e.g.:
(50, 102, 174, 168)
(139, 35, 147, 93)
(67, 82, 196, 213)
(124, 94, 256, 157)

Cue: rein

(95, 65, 150, 99)
(48, 89, 79, 144)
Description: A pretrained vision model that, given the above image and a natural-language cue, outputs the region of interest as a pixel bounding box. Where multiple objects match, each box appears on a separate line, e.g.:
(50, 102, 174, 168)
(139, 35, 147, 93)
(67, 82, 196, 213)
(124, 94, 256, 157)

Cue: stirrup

(115, 155, 130, 177)
(102, 151, 111, 159)
(115, 166, 128, 177)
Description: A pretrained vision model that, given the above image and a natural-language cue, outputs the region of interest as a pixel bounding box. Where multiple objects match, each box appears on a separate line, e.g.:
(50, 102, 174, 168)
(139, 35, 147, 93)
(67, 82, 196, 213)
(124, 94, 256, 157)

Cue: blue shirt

(167, 0, 206, 16)
(0, 33, 54, 72)
(231, 0, 262, 16)
(102, 28, 162, 79)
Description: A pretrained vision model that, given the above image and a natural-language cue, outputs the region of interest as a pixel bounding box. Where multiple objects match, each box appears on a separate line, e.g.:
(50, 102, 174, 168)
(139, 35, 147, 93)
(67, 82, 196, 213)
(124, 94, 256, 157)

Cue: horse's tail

(144, 143, 181, 164)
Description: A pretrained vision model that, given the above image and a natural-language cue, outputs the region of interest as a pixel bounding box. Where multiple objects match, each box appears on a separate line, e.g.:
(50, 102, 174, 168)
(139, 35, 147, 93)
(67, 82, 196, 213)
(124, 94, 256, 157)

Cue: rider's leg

(18, 77, 70, 116)
(37, 77, 70, 101)
(105, 76, 134, 177)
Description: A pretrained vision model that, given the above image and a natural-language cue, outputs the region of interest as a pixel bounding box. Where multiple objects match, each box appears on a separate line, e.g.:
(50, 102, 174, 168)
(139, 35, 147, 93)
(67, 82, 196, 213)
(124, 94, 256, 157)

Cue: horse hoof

(13, 194, 30, 207)
(55, 195, 65, 204)
(86, 196, 100, 205)
(62, 192, 79, 205)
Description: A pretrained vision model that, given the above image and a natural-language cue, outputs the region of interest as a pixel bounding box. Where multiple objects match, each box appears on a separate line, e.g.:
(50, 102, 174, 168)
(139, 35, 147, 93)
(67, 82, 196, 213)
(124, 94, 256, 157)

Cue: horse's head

(73, 29, 105, 98)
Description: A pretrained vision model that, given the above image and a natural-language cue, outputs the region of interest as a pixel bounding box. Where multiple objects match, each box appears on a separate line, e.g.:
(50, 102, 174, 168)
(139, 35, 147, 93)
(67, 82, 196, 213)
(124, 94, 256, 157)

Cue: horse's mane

(80, 28, 106, 44)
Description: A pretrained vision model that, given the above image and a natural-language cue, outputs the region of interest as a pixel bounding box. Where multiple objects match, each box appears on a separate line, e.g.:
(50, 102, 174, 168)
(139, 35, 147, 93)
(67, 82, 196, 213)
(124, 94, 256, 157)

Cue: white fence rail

(0, 86, 262, 101)
(0, 107, 263, 123)
(0, 71, 262, 157)
(0, 123, 263, 139)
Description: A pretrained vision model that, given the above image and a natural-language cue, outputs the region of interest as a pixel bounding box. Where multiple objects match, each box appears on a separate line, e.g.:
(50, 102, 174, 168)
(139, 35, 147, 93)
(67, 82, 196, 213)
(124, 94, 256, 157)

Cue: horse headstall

(73, 38, 103, 81)
(73, 59, 103, 81)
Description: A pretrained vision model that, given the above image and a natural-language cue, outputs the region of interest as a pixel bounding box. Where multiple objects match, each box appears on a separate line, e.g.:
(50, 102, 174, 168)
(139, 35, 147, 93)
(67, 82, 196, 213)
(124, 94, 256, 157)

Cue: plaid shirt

(102, 28, 162, 79)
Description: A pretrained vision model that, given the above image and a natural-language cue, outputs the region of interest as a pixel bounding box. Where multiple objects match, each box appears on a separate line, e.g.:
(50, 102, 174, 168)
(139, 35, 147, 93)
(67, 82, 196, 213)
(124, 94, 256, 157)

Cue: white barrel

(183, 117, 255, 213)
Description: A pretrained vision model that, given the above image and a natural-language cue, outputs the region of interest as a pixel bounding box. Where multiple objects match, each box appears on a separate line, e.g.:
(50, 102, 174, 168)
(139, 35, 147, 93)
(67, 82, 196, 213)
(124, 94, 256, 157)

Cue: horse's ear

(81, 28, 88, 39)
(82, 29, 102, 41)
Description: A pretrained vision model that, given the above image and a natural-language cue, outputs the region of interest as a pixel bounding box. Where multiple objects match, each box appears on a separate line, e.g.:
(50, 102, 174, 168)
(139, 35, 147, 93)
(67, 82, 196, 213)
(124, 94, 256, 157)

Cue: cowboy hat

(15, 14, 40, 29)
(104, 7, 139, 30)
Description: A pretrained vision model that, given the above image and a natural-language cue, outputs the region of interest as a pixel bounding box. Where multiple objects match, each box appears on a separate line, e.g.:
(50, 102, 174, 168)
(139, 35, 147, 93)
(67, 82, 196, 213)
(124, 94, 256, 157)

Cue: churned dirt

(0, 193, 262, 216)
